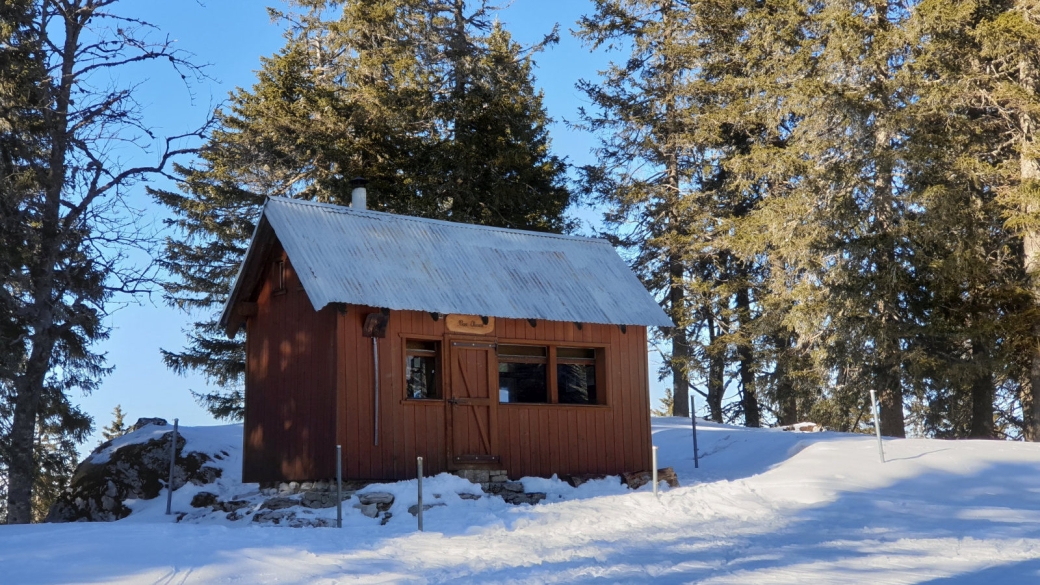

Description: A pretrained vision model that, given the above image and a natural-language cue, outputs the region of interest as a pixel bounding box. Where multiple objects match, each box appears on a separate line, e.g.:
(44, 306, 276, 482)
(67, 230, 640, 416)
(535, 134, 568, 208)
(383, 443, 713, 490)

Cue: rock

(260, 496, 297, 511)
(456, 469, 490, 484)
(191, 492, 219, 508)
(253, 510, 294, 525)
(501, 492, 546, 506)
(566, 474, 607, 488)
(621, 468, 679, 490)
(301, 490, 348, 509)
(300, 482, 313, 491)
(46, 429, 221, 523)
(357, 503, 379, 518)
(357, 492, 394, 511)
(128, 418, 168, 433)
(408, 502, 446, 516)
(490, 473, 509, 483)
(458, 493, 481, 501)
(657, 467, 680, 488)
(218, 499, 252, 513)
(500, 481, 524, 493)
(621, 470, 652, 490)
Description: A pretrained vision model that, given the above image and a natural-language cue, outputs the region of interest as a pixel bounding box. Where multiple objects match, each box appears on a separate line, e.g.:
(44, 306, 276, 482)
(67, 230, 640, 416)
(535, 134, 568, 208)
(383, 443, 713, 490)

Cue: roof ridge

(266, 196, 609, 245)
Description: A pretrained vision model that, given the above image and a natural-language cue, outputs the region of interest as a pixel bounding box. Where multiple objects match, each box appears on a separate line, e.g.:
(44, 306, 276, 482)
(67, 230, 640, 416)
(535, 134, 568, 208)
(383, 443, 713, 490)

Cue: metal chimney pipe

(350, 177, 368, 210)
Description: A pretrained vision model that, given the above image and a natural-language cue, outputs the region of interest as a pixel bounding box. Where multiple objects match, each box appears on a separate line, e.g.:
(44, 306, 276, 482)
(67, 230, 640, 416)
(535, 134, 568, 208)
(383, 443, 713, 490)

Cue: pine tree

(154, 1, 571, 419)
(651, 388, 674, 417)
(101, 405, 128, 442)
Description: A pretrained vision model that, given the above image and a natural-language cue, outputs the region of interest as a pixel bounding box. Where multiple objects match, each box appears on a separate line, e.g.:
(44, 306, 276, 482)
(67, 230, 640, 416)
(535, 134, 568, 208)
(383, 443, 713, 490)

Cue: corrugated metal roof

(223, 197, 673, 328)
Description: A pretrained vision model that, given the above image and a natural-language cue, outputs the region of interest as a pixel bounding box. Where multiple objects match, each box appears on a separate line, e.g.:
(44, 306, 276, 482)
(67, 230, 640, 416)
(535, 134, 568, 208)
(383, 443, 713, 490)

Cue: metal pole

(336, 444, 343, 528)
(870, 390, 886, 463)
(690, 396, 700, 469)
(652, 446, 659, 497)
(417, 457, 424, 532)
(373, 337, 379, 446)
(165, 418, 178, 515)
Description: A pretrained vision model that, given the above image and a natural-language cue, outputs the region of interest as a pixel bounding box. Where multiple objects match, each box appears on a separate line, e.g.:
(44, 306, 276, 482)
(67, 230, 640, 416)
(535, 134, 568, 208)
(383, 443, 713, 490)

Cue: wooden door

(447, 340, 499, 467)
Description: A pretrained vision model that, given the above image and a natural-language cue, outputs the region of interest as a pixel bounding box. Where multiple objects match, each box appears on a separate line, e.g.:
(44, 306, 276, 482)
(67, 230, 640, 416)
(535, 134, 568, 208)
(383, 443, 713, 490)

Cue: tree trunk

(6, 8, 77, 524)
(1020, 51, 1040, 441)
(705, 308, 724, 422)
(969, 370, 995, 439)
(1021, 148, 1040, 440)
(670, 254, 690, 417)
(773, 334, 798, 425)
(735, 286, 759, 427)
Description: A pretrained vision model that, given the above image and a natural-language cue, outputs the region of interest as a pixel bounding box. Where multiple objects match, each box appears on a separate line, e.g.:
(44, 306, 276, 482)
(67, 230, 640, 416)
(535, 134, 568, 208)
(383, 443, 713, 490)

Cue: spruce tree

(101, 405, 128, 442)
(155, 1, 571, 419)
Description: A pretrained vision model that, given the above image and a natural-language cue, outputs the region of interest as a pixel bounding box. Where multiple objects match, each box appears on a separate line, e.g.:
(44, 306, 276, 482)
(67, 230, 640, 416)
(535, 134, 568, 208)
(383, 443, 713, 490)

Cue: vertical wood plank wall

(242, 248, 337, 483)
(242, 256, 653, 483)
(334, 306, 653, 482)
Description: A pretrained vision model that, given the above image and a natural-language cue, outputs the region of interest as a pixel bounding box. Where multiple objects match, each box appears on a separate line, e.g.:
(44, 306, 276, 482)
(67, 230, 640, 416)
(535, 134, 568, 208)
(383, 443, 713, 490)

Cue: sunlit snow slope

(2, 418, 1040, 584)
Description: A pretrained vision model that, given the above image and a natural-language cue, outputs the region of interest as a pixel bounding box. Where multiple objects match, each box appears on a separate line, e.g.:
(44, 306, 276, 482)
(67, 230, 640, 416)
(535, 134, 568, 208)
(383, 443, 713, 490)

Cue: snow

(4, 418, 1040, 583)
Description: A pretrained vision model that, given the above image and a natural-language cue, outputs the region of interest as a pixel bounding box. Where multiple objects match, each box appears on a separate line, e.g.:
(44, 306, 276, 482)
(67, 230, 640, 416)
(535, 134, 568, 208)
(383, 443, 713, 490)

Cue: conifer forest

(4, 0, 1040, 524)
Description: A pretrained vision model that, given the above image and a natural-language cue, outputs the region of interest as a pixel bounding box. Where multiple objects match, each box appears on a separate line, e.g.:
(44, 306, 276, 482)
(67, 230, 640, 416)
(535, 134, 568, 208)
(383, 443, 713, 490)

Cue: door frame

(444, 336, 500, 469)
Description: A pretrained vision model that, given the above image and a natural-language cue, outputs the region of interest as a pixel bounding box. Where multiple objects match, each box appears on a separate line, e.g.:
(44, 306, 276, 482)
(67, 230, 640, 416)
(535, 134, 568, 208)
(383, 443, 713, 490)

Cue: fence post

(652, 446, 659, 497)
(165, 418, 178, 516)
(336, 444, 343, 528)
(417, 456, 424, 532)
(870, 390, 886, 463)
(690, 396, 700, 469)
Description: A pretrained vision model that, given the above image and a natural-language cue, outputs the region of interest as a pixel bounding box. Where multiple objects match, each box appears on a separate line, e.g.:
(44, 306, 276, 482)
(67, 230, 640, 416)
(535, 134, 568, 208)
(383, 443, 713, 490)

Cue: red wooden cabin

(220, 195, 672, 483)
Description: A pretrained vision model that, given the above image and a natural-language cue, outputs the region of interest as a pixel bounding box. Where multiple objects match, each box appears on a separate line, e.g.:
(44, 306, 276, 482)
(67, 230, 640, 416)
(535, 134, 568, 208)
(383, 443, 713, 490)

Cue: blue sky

(78, 0, 670, 448)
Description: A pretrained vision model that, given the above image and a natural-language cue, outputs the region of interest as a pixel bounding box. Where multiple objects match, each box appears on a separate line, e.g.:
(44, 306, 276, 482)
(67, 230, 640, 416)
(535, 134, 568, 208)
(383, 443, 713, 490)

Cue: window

(498, 345, 548, 403)
(557, 347, 597, 405)
(496, 345, 603, 405)
(273, 260, 286, 295)
(406, 340, 440, 399)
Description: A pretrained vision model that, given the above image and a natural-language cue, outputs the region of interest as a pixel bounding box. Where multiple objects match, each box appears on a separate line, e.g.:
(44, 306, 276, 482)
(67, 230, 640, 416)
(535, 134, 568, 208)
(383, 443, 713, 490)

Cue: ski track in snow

(3, 418, 1040, 583)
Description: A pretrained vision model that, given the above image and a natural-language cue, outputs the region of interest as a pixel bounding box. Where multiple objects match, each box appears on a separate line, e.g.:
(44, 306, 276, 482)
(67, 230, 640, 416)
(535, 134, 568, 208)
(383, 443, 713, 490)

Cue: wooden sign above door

(445, 314, 495, 335)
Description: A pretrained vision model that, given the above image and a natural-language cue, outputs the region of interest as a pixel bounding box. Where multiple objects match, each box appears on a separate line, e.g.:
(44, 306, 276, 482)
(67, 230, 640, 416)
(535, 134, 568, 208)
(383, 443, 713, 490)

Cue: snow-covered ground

(4, 418, 1040, 584)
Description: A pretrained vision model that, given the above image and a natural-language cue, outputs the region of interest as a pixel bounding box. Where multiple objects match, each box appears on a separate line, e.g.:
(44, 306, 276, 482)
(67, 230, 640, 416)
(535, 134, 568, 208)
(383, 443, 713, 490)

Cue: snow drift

(5, 417, 1040, 583)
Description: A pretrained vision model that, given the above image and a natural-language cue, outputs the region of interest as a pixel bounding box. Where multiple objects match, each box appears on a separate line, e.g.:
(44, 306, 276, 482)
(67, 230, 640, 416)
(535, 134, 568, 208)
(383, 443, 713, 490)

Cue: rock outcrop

(46, 426, 222, 522)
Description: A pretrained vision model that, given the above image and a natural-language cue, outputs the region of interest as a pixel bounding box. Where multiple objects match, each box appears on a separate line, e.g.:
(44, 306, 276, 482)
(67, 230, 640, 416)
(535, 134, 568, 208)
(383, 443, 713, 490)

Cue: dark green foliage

(155, 1, 571, 419)
(101, 406, 128, 443)
(577, 0, 1040, 440)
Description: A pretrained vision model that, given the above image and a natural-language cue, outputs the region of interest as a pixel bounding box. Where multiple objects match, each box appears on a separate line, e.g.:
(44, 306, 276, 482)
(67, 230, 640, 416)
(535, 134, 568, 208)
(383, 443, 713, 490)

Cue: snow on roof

(220, 197, 673, 330)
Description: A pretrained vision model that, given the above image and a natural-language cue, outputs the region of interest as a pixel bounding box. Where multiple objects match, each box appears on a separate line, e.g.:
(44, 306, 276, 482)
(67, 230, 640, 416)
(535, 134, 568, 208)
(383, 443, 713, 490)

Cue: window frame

(494, 340, 609, 407)
(497, 344, 550, 405)
(402, 336, 443, 401)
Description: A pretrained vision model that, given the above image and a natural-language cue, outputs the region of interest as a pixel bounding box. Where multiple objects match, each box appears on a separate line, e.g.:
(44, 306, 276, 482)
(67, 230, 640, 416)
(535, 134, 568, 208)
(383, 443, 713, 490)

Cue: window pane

(406, 355, 439, 399)
(499, 362, 547, 403)
(558, 363, 597, 404)
(498, 345, 547, 359)
(557, 347, 595, 361)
